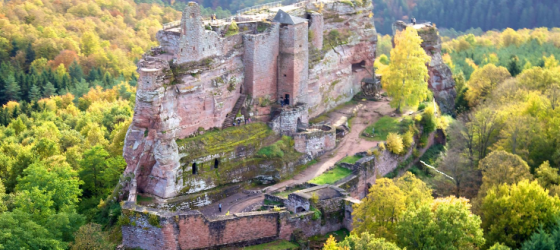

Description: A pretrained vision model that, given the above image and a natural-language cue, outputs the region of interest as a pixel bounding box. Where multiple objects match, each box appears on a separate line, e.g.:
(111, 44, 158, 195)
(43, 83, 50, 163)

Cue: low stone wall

(294, 125, 337, 157)
(121, 201, 349, 250)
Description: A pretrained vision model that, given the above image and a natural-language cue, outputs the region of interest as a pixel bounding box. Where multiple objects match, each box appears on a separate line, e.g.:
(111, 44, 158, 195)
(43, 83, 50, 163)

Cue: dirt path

(199, 100, 394, 216)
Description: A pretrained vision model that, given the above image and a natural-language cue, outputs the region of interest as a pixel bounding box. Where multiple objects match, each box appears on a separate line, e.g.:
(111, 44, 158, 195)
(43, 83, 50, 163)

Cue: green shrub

(225, 20, 239, 37)
(419, 134, 429, 148)
(340, 0, 354, 7)
(418, 102, 427, 111)
(148, 214, 161, 228)
(421, 106, 437, 133)
(378, 142, 386, 151)
(386, 133, 404, 154)
(402, 131, 413, 148)
(310, 207, 322, 220)
(117, 215, 130, 226)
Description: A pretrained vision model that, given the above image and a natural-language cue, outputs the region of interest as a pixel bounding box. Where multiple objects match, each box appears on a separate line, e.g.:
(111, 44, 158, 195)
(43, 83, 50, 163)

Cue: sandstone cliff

(393, 21, 457, 114)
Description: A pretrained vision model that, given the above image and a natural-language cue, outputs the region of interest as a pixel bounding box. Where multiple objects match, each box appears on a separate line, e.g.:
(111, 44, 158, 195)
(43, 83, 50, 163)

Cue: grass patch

(137, 195, 154, 204)
(241, 240, 299, 250)
(309, 166, 353, 185)
(264, 199, 283, 206)
(257, 136, 295, 158)
(339, 155, 362, 165)
(362, 116, 414, 141)
(309, 229, 350, 246)
(310, 114, 329, 124)
(274, 187, 307, 198)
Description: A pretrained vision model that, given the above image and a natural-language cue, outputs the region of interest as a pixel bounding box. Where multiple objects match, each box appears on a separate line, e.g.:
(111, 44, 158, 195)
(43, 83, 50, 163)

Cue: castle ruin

(119, 1, 456, 248)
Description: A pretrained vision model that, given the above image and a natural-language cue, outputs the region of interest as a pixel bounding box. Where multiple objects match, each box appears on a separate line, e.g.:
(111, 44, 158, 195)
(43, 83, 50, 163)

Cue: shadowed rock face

(393, 21, 457, 115)
(122, 1, 377, 200)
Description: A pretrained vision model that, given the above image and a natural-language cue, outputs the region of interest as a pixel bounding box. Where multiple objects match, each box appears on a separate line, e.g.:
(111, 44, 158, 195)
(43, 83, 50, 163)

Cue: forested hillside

(0, 0, 181, 105)
(0, 0, 176, 248)
(373, 0, 560, 34)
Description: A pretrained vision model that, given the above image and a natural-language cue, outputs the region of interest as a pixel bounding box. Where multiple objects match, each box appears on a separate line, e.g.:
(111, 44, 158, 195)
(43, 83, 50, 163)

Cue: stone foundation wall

(121, 201, 349, 250)
(268, 104, 309, 136)
(294, 125, 336, 157)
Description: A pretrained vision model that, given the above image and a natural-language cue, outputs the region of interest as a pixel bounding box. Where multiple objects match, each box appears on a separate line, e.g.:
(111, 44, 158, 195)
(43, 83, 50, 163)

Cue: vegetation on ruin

(177, 122, 272, 161)
(339, 155, 363, 165)
(256, 135, 295, 159)
(309, 166, 353, 185)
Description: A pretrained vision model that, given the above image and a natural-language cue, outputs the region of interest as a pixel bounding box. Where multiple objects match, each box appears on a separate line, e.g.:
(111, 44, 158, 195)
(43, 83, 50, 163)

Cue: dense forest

(373, 0, 560, 34)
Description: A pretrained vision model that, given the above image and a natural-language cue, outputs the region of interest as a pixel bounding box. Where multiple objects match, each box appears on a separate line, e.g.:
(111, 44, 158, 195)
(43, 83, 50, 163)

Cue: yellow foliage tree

(353, 178, 405, 241)
(386, 132, 404, 154)
(381, 27, 431, 113)
(402, 131, 413, 148)
(465, 64, 511, 107)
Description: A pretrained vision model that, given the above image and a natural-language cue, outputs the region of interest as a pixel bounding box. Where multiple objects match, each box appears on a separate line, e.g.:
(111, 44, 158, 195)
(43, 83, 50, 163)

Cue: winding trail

(199, 100, 393, 217)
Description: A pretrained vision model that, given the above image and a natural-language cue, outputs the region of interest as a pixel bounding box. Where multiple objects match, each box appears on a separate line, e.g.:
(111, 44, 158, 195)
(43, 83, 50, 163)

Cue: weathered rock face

(306, 1, 377, 117)
(393, 21, 456, 115)
(123, 1, 377, 200)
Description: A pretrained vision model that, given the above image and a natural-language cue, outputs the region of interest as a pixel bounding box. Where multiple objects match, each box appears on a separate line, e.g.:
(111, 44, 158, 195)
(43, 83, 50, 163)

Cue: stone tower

(176, 2, 222, 63)
(274, 10, 309, 106)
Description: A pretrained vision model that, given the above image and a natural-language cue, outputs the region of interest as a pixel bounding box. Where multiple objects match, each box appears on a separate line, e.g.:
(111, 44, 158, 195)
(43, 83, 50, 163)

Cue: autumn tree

(397, 197, 485, 250)
(353, 174, 432, 241)
(381, 27, 431, 113)
(352, 178, 405, 241)
(386, 133, 404, 154)
(477, 151, 533, 200)
(338, 232, 401, 250)
(69, 223, 115, 250)
(465, 64, 511, 107)
(481, 180, 560, 248)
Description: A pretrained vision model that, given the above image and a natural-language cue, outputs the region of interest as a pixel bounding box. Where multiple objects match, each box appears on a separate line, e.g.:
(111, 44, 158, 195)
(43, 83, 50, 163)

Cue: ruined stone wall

(121, 202, 348, 250)
(268, 104, 309, 136)
(294, 125, 336, 157)
(243, 24, 280, 100)
(175, 3, 241, 64)
(308, 13, 324, 50)
(156, 30, 181, 55)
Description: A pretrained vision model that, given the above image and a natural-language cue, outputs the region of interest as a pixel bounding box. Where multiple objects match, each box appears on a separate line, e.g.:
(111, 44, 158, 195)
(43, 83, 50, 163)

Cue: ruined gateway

(120, 0, 456, 248)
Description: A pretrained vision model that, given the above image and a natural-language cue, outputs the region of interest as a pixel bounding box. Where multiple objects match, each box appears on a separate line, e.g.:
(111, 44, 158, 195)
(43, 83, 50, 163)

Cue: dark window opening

(192, 163, 198, 174)
(305, 13, 312, 27)
(214, 159, 219, 169)
(283, 74, 287, 77)
(284, 94, 290, 105)
(240, 85, 243, 94)
(296, 207, 306, 213)
(352, 60, 366, 72)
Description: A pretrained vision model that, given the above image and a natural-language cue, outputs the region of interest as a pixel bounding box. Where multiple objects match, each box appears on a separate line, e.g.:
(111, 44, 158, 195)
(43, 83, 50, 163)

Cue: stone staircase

(222, 94, 247, 129)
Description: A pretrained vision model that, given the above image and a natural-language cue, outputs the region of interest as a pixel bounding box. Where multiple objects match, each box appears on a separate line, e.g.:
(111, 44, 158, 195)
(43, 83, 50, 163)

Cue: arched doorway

(214, 159, 219, 169)
(284, 94, 290, 105)
(192, 163, 198, 174)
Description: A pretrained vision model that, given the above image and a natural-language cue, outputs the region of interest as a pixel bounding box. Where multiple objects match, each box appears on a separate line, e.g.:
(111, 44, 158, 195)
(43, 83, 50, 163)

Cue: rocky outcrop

(122, 0, 377, 201)
(393, 21, 457, 115)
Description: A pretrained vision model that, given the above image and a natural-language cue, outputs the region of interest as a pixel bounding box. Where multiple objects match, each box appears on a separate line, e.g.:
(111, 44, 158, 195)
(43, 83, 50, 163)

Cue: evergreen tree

(508, 56, 523, 77)
(3, 75, 20, 101)
(29, 84, 41, 102)
(42, 81, 57, 98)
(68, 61, 84, 81)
